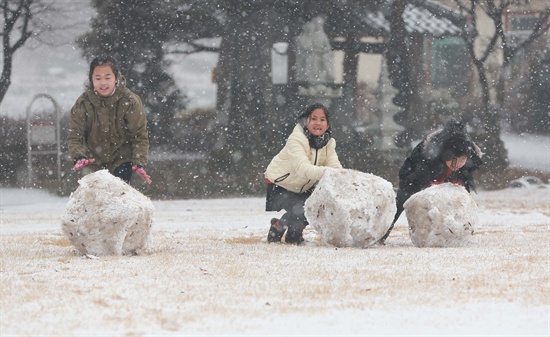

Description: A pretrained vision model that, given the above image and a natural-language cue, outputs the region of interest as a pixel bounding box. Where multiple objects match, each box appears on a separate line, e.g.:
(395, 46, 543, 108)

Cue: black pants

(80, 162, 134, 184)
(113, 162, 134, 183)
(265, 183, 310, 228)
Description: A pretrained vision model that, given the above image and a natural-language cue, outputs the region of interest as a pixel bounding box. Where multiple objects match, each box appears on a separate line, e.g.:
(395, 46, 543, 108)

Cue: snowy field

(1, 181, 549, 336)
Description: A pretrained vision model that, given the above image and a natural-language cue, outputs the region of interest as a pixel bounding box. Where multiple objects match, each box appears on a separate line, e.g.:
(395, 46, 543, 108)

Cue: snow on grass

(0, 187, 548, 336)
(502, 132, 550, 172)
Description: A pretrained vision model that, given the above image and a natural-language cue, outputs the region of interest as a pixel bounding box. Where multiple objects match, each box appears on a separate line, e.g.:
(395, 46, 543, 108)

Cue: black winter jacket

(396, 122, 484, 206)
(379, 120, 484, 243)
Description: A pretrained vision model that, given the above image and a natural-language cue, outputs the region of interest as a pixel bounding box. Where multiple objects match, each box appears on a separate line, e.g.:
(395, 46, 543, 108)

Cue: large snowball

(404, 183, 477, 247)
(61, 170, 155, 256)
(305, 168, 396, 248)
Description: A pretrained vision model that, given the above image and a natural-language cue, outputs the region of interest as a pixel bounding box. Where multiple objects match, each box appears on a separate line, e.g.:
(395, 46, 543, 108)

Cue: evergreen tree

(77, 0, 186, 145)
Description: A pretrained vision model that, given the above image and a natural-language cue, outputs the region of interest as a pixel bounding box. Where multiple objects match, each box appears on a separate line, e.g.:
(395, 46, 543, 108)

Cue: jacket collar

(85, 75, 127, 107)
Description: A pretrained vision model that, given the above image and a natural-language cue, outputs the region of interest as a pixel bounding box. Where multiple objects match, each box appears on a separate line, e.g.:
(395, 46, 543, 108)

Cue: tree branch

(165, 40, 220, 54)
(503, 8, 550, 67)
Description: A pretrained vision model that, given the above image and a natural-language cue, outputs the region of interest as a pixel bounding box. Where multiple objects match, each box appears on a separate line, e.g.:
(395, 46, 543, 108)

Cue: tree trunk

(386, 0, 413, 147)
(0, 0, 32, 105)
(472, 56, 508, 175)
(340, 33, 359, 134)
(407, 34, 430, 134)
(0, 52, 13, 104)
(212, 4, 277, 181)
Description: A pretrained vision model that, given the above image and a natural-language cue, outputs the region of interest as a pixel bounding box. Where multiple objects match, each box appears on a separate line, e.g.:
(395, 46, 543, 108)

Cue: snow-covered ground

(0, 185, 548, 336)
(0, 124, 549, 336)
(502, 131, 550, 172)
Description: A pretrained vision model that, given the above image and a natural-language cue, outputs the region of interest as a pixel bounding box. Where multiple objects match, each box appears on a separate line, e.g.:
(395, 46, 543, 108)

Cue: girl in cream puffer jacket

(265, 103, 342, 244)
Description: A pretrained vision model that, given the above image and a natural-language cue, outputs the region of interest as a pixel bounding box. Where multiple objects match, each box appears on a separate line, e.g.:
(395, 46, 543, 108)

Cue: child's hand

(73, 158, 95, 171)
(132, 165, 152, 184)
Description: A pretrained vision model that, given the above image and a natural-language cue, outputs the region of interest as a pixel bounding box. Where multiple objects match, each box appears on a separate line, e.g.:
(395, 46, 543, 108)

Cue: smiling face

(306, 108, 329, 136)
(92, 64, 117, 97)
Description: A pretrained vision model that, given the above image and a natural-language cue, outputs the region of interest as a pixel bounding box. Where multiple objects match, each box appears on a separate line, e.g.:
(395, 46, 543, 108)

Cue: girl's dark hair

(438, 118, 472, 161)
(441, 135, 471, 161)
(88, 55, 120, 84)
(298, 103, 330, 125)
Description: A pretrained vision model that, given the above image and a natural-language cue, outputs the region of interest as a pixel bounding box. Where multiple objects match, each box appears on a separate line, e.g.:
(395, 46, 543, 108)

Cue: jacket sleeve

(67, 98, 90, 161)
(458, 149, 483, 192)
(399, 157, 430, 189)
(398, 143, 436, 193)
(286, 134, 325, 181)
(459, 169, 475, 192)
(125, 94, 149, 167)
(324, 139, 343, 169)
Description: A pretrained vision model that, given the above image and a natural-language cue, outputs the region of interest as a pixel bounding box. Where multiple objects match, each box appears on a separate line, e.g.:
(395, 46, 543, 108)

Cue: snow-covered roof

(326, 0, 468, 38)
(403, 3, 465, 36)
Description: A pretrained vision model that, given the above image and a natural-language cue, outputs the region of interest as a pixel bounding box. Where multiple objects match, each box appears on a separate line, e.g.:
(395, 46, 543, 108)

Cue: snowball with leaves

(305, 168, 396, 247)
(404, 183, 478, 247)
(61, 170, 154, 256)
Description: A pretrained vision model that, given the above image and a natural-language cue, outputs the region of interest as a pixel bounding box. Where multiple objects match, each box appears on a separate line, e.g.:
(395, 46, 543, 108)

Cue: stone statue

(295, 16, 334, 84)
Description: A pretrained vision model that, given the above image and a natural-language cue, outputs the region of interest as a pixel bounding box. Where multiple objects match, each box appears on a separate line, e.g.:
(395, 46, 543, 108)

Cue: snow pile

(61, 170, 154, 256)
(305, 168, 396, 248)
(404, 183, 477, 247)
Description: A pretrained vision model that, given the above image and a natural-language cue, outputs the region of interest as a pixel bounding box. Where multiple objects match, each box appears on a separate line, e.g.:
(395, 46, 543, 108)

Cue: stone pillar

(374, 59, 405, 151)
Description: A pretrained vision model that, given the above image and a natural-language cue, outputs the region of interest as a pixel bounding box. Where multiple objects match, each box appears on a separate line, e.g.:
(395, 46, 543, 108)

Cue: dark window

(509, 15, 539, 31)
(429, 37, 470, 92)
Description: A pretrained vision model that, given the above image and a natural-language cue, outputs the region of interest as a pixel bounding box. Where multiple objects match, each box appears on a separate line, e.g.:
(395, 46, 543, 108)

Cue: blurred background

(1, 0, 549, 199)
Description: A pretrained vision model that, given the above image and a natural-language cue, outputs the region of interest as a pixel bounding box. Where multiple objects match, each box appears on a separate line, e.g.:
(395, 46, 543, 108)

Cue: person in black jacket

(379, 119, 484, 244)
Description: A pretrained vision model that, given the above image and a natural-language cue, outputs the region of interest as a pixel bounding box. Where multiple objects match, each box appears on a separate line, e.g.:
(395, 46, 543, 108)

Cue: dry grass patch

(1, 188, 548, 335)
(38, 233, 72, 247)
(1, 226, 548, 335)
(224, 235, 265, 244)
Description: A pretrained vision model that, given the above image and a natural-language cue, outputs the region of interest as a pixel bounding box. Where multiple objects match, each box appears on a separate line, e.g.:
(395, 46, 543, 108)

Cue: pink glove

(132, 165, 152, 184)
(73, 158, 95, 171)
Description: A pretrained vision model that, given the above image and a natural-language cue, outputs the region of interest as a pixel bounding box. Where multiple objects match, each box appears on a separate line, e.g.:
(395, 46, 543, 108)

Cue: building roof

(326, 0, 469, 38)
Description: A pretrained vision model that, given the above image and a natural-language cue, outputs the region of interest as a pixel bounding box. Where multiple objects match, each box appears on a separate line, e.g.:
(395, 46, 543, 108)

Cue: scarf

(303, 126, 332, 149)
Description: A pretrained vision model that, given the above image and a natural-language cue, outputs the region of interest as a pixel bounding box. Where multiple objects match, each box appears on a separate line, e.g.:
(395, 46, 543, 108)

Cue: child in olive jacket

(67, 55, 151, 184)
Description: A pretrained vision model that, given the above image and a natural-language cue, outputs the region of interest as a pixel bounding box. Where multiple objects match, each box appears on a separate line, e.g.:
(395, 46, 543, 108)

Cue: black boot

(285, 222, 306, 244)
(267, 218, 286, 243)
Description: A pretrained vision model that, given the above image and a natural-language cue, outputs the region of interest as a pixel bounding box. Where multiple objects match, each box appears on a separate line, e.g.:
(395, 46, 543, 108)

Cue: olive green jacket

(67, 77, 149, 172)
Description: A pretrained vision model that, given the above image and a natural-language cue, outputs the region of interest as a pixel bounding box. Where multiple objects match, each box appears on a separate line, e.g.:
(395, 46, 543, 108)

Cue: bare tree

(0, 0, 33, 103)
(455, 0, 550, 173)
(0, 0, 85, 104)
(496, 2, 550, 107)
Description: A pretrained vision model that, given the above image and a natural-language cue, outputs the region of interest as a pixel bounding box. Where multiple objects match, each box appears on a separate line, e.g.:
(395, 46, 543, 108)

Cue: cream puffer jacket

(265, 124, 342, 193)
